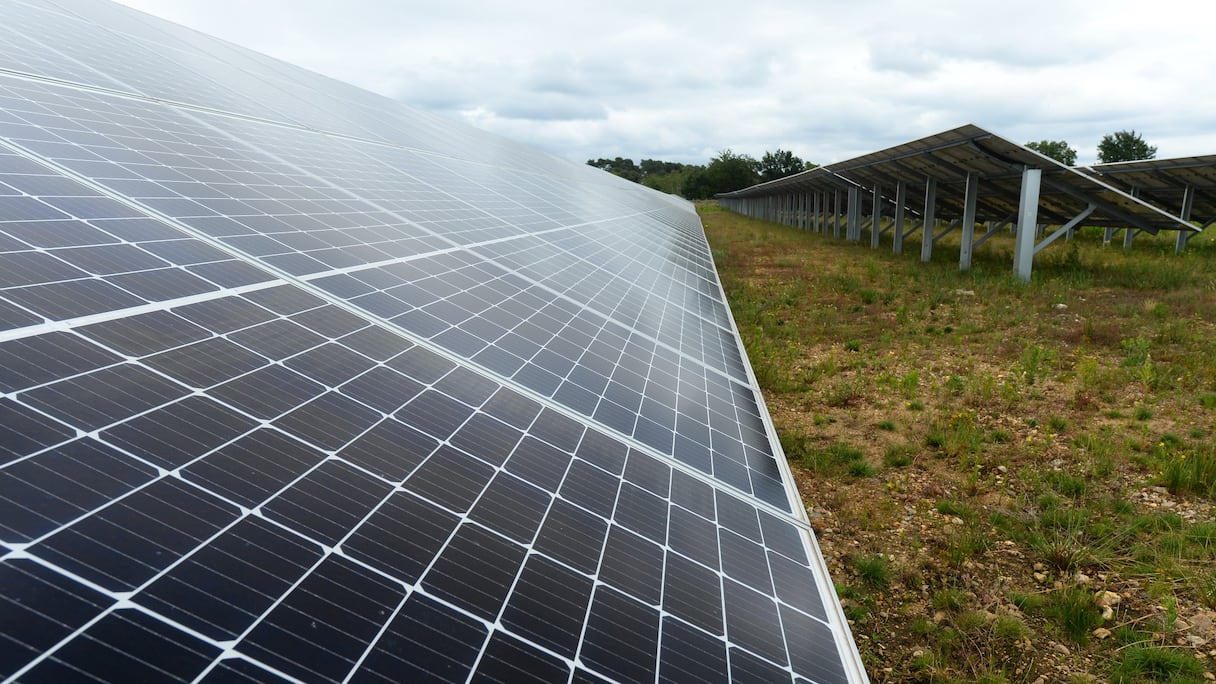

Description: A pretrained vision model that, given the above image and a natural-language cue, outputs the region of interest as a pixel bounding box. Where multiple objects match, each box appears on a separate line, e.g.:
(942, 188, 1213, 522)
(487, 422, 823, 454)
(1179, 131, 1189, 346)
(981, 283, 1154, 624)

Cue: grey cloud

(117, 0, 1216, 168)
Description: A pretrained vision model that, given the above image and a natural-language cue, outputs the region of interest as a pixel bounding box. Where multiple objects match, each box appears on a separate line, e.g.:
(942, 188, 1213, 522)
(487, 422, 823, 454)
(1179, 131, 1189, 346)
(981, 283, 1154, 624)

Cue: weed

(844, 339, 861, 352)
(932, 588, 969, 612)
(1161, 444, 1216, 499)
(848, 461, 876, 477)
(1018, 344, 1056, 385)
(853, 554, 892, 587)
(1111, 644, 1205, 682)
(1134, 405, 1153, 421)
(1045, 471, 1088, 498)
(1121, 336, 1153, 367)
(883, 443, 915, 468)
(877, 419, 896, 431)
(945, 524, 992, 566)
(991, 615, 1027, 641)
(909, 617, 936, 636)
(944, 375, 965, 395)
(825, 376, 865, 407)
(1009, 591, 1045, 612)
(1043, 587, 1102, 643)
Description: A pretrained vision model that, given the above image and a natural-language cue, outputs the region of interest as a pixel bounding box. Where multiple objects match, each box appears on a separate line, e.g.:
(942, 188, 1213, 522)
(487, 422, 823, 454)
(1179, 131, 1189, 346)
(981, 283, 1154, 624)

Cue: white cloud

(115, 0, 1216, 167)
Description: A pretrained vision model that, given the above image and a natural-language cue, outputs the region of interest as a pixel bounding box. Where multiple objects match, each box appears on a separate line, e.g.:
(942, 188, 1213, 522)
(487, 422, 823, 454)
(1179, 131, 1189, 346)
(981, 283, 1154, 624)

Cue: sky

(115, 0, 1216, 167)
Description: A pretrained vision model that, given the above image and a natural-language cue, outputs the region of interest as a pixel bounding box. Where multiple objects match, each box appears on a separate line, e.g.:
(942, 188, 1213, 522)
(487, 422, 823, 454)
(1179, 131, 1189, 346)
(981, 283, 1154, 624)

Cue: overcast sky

(116, 0, 1216, 167)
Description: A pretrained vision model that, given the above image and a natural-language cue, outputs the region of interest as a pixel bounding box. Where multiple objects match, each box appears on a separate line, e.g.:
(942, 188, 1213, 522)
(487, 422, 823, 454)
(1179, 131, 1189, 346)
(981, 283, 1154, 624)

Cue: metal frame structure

(718, 125, 1198, 281)
(1080, 155, 1216, 252)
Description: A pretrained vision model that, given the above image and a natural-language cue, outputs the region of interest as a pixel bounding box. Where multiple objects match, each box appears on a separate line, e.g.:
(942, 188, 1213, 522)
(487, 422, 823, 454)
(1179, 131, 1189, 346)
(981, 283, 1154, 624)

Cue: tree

(683, 149, 759, 199)
(758, 148, 807, 182)
(1025, 140, 1077, 166)
(586, 157, 642, 182)
(1097, 130, 1157, 163)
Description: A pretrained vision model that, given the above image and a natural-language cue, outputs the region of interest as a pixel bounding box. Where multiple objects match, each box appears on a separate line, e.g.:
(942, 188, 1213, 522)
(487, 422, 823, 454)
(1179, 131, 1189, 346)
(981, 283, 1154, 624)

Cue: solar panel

(722, 124, 1194, 232)
(0, 1, 866, 682)
(1084, 155, 1216, 229)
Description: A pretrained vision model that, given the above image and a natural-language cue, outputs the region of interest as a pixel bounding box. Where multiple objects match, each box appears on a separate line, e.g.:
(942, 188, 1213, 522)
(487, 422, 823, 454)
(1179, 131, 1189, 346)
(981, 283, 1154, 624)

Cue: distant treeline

(587, 149, 816, 199)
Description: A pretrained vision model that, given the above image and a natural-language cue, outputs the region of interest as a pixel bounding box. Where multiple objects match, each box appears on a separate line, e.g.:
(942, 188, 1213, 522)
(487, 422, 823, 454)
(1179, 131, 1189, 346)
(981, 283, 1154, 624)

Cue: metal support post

(1014, 168, 1042, 281)
(847, 187, 860, 241)
(892, 181, 906, 255)
(920, 177, 937, 262)
(871, 183, 883, 249)
(1123, 227, 1136, 249)
(959, 172, 978, 270)
(1175, 184, 1195, 253)
(833, 190, 842, 238)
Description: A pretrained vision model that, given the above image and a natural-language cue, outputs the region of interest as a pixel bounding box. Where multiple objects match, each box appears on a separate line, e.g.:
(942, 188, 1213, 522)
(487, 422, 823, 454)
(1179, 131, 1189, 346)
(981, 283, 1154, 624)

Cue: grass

(1113, 645, 1207, 683)
(702, 204, 1216, 682)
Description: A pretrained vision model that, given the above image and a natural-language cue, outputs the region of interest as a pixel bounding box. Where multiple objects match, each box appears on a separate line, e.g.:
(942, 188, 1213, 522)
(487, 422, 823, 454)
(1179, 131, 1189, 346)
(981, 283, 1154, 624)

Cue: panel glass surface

(0, 0, 860, 681)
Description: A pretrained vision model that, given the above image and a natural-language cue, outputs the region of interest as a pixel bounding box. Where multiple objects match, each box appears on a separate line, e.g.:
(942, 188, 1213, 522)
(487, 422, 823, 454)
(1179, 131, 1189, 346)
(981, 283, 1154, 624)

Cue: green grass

(883, 443, 915, 468)
(701, 204, 1216, 683)
(1161, 445, 1216, 499)
(1112, 645, 1206, 683)
(1042, 587, 1102, 643)
(853, 554, 892, 588)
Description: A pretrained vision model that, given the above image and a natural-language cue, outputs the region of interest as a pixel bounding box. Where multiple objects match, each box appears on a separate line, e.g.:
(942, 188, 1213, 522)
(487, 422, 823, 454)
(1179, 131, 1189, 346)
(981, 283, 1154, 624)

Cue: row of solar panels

(0, 0, 866, 682)
(719, 124, 1205, 235)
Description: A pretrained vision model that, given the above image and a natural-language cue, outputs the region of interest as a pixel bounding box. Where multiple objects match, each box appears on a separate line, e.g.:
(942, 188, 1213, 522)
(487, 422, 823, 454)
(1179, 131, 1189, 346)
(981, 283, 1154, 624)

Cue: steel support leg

(871, 183, 882, 249)
(892, 181, 906, 255)
(1175, 184, 1195, 253)
(959, 172, 979, 270)
(920, 177, 937, 262)
(847, 187, 860, 241)
(1014, 168, 1042, 282)
(833, 190, 842, 238)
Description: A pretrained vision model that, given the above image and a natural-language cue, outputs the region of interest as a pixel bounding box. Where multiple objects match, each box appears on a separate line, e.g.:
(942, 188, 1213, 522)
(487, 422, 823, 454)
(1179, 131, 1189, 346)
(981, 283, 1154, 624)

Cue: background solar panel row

(0, 0, 863, 681)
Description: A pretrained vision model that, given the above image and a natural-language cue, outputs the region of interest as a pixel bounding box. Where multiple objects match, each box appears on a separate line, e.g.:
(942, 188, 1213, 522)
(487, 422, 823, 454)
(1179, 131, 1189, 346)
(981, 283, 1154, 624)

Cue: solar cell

(0, 0, 865, 681)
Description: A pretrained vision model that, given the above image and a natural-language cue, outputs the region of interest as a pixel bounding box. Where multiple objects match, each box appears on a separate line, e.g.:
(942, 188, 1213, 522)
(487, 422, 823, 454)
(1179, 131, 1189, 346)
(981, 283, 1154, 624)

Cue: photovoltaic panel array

(0, 1, 866, 682)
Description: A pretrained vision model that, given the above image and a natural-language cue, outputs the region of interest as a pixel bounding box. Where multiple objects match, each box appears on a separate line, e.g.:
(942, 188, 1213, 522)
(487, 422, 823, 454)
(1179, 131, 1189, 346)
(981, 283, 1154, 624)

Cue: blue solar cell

(0, 1, 860, 680)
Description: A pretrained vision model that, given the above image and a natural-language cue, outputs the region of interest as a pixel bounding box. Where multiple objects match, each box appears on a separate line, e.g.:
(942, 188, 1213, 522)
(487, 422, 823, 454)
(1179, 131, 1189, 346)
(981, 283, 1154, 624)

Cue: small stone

(1034, 572, 1048, 583)
(1202, 671, 1214, 681)
(1052, 642, 1070, 655)
(1093, 627, 1112, 640)
(954, 289, 976, 296)
(1033, 562, 1045, 572)
(912, 649, 924, 658)
(997, 465, 1008, 473)
(1095, 590, 1121, 608)
(1054, 303, 1068, 310)
(1075, 572, 1091, 585)
(1185, 634, 1208, 647)
(1031, 677, 1046, 684)
(933, 611, 947, 624)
